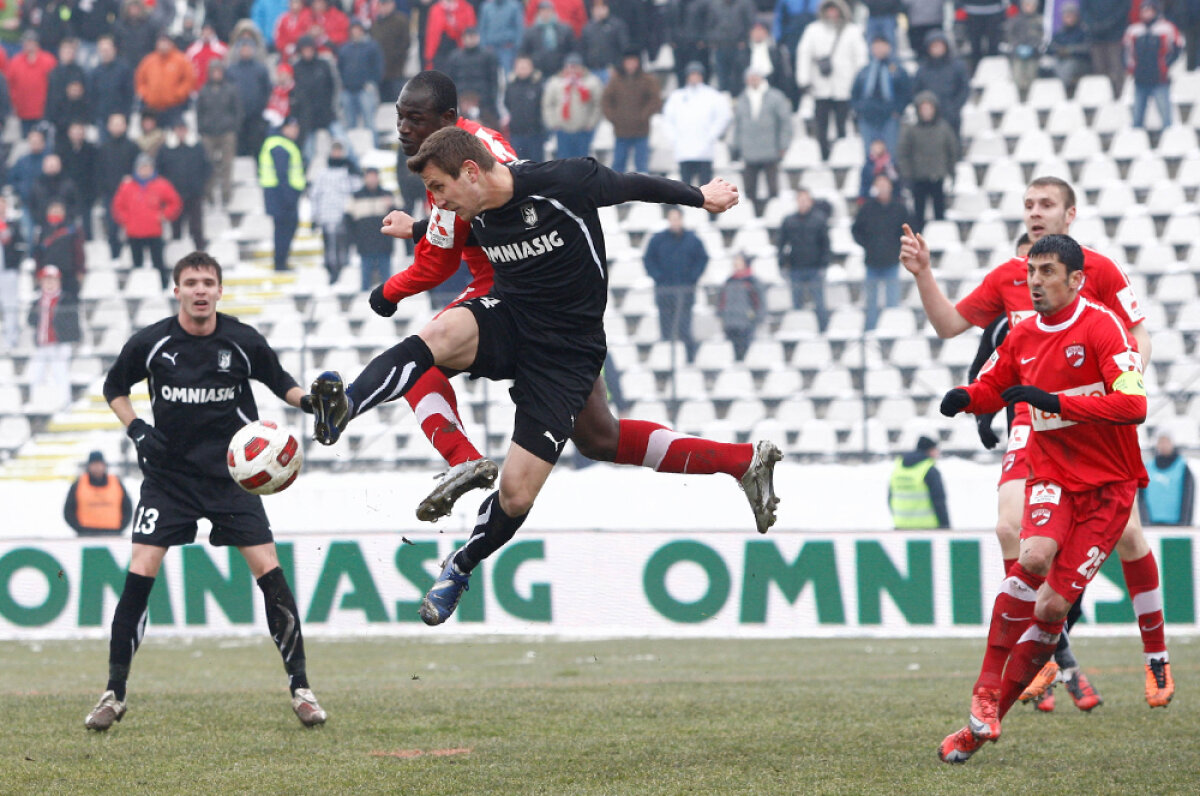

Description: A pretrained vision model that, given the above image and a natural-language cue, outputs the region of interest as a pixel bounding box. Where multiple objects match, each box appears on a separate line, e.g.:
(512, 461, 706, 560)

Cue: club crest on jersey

(521, 203, 538, 228)
(1031, 507, 1052, 526)
(218, 349, 232, 371)
(1065, 344, 1085, 368)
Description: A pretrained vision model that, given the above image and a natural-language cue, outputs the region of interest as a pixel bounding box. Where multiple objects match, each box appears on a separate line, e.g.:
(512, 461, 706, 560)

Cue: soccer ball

(227, 420, 303, 495)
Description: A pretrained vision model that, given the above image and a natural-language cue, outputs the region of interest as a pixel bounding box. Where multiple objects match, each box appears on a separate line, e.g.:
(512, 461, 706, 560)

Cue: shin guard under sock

(405, 368, 481, 467)
(257, 567, 309, 694)
(346, 335, 435, 419)
(107, 571, 156, 701)
(614, 419, 753, 477)
(1121, 552, 1168, 658)
(454, 491, 527, 572)
(976, 564, 1044, 693)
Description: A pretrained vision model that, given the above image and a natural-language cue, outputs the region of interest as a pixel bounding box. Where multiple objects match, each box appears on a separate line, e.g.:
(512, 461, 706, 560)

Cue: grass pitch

(0, 635, 1195, 795)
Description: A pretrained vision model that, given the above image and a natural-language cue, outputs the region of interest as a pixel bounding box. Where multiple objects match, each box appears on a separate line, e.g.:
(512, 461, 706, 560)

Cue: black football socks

(346, 335, 435, 419)
(257, 567, 309, 695)
(454, 491, 528, 573)
(107, 571, 155, 701)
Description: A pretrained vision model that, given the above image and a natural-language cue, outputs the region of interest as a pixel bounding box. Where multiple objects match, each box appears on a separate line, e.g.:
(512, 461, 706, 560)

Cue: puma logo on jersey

(162, 351, 179, 365)
(483, 230, 566, 263)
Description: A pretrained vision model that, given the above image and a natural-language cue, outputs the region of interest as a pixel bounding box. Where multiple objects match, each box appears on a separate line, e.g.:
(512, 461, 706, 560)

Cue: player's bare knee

(498, 485, 535, 517)
(1035, 590, 1071, 623)
(571, 416, 618, 462)
(1115, 511, 1150, 560)
(1018, 547, 1054, 576)
(994, 520, 1021, 549)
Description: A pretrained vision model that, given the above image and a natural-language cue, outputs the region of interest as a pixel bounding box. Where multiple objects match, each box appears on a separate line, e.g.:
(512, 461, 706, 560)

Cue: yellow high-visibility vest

(258, 135, 306, 191)
(889, 456, 938, 529)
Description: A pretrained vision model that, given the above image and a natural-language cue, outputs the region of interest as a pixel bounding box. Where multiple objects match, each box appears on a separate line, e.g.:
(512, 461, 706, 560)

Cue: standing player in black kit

(85, 252, 327, 731)
(308, 127, 740, 625)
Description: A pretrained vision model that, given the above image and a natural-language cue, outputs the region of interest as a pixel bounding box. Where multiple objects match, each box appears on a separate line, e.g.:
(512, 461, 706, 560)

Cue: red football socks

(615, 419, 754, 477)
(1000, 616, 1063, 719)
(405, 369, 481, 467)
(1122, 551, 1168, 657)
(975, 564, 1044, 693)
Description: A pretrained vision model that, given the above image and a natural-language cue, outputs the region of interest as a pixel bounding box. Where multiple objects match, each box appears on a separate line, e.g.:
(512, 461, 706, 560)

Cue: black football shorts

(131, 468, 274, 547)
(462, 295, 606, 464)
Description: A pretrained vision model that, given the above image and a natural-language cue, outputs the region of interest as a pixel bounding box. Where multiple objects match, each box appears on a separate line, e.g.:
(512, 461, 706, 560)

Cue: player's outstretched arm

(699, 178, 739, 214)
(900, 223, 972, 338)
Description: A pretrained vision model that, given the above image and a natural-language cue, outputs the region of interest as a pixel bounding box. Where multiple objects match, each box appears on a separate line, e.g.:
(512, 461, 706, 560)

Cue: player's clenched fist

(369, 284, 399, 317)
(900, 223, 930, 276)
(699, 178, 739, 213)
(380, 210, 416, 239)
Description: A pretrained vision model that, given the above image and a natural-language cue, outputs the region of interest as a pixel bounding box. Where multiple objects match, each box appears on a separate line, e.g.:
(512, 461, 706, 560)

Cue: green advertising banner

(0, 531, 1195, 639)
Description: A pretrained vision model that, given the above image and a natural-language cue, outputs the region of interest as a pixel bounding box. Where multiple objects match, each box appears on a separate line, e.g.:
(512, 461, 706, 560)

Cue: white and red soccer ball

(227, 420, 303, 495)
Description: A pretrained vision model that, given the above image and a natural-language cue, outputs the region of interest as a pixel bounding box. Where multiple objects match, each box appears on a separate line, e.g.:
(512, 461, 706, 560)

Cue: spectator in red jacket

(7, 31, 59, 135)
(275, 0, 315, 59)
(310, 0, 351, 51)
(186, 22, 229, 90)
(111, 154, 183, 288)
(524, 0, 588, 37)
(425, 0, 478, 70)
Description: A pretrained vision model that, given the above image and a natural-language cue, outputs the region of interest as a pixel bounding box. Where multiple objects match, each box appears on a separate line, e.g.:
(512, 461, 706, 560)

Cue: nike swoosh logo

(135, 435, 145, 443)
(1021, 356, 1037, 364)
(1071, 582, 1086, 590)
(1013, 279, 1027, 285)
(1001, 613, 1032, 622)
(1141, 620, 1164, 632)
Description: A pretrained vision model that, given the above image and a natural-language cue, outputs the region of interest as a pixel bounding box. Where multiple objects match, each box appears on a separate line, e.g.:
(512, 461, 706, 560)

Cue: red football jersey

(956, 248, 1145, 331)
(964, 295, 1149, 492)
(956, 246, 1145, 429)
(381, 118, 519, 304)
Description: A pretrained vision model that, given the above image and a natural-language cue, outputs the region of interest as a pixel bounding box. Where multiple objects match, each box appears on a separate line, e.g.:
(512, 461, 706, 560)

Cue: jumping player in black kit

(308, 127, 741, 625)
(85, 252, 327, 730)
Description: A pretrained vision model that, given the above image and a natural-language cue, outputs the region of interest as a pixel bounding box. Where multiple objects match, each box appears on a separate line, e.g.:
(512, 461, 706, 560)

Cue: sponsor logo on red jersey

(1030, 481, 1063, 505)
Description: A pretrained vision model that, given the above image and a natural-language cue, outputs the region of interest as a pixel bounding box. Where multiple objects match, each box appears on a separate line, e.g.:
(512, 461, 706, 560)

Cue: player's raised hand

(699, 178, 739, 213)
(380, 210, 416, 239)
(900, 223, 930, 276)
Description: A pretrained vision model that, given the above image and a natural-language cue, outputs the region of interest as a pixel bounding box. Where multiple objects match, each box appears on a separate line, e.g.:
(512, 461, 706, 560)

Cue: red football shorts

(998, 423, 1031, 486)
(1021, 479, 1138, 604)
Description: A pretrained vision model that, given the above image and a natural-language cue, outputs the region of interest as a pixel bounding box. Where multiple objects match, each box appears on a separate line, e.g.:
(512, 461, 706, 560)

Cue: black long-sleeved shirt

(465, 157, 704, 334)
(103, 313, 298, 478)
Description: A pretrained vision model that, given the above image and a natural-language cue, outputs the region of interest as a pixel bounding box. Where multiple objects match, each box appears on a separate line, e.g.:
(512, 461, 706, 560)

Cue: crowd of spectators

(0, 0, 1193, 364)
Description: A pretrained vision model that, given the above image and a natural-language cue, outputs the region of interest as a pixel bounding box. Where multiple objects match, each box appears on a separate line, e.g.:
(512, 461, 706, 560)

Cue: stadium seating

(5, 47, 1198, 483)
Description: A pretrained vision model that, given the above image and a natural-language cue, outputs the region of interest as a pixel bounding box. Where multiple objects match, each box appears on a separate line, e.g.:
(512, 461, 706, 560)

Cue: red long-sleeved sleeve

(1059, 391, 1147, 425)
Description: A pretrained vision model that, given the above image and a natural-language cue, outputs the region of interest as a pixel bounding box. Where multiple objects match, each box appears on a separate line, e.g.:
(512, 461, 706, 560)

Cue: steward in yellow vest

(889, 436, 950, 529)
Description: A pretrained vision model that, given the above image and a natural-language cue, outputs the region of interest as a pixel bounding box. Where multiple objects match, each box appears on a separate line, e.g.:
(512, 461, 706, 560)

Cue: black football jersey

(103, 313, 299, 478)
(468, 158, 704, 334)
